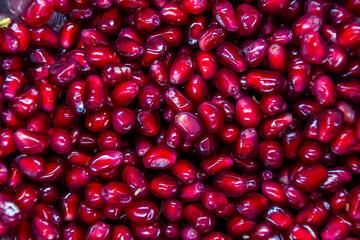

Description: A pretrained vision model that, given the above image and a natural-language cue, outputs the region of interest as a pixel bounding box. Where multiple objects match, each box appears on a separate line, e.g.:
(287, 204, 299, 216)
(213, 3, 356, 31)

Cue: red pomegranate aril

(84, 75, 106, 111)
(331, 127, 359, 155)
(163, 221, 181, 239)
(0, 29, 19, 53)
(226, 214, 256, 237)
(162, 199, 183, 222)
(169, 53, 195, 85)
(101, 182, 132, 207)
(291, 14, 323, 39)
(85, 45, 120, 69)
(236, 4, 261, 36)
(65, 166, 91, 192)
(9, 22, 30, 52)
(321, 213, 352, 240)
(262, 181, 287, 205)
(185, 15, 207, 48)
(259, 140, 284, 169)
(9, 87, 40, 118)
(13, 129, 49, 154)
(98, 130, 121, 151)
(195, 50, 218, 80)
(216, 42, 247, 73)
(317, 109, 343, 143)
(130, 221, 163, 240)
(47, 128, 71, 155)
(150, 174, 179, 199)
(201, 188, 228, 212)
(60, 21, 81, 49)
(198, 26, 226, 51)
(160, 2, 190, 26)
(178, 179, 204, 201)
(32, 217, 60, 240)
(300, 31, 327, 65)
(85, 182, 105, 208)
(283, 185, 309, 209)
(241, 38, 268, 68)
(184, 204, 215, 234)
(338, 20, 360, 49)
(259, 112, 293, 140)
(29, 47, 55, 65)
(134, 7, 160, 33)
(349, 186, 360, 220)
(96, 8, 121, 35)
(247, 70, 283, 94)
(135, 108, 160, 136)
(21, 0, 54, 27)
(213, 171, 246, 197)
(85, 222, 110, 240)
(87, 150, 122, 176)
(111, 225, 134, 240)
(29, 26, 60, 48)
(1, 54, 24, 72)
(212, 0, 237, 32)
(237, 193, 268, 220)
(111, 80, 139, 108)
(124, 200, 159, 223)
(268, 43, 287, 73)
(265, 204, 294, 230)
(197, 101, 224, 133)
(122, 165, 149, 198)
(61, 192, 80, 222)
(235, 97, 261, 128)
(174, 111, 203, 141)
(170, 159, 196, 184)
(320, 167, 352, 194)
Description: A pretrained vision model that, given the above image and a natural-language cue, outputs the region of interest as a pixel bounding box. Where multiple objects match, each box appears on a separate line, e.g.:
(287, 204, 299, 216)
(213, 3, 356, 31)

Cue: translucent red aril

(162, 199, 183, 222)
(237, 193, 268, 220)
(199, 26, 226, 51)
(101, 182, 132, 207)
(160, 2, 190, 26)
(235, 97, 261, 128)
(320, 167, 352, 194)
(86, 151, 122, 176)
(259, 140, 284, 168)
(170, 159, 196, 184)
(14, 129, 49, 154)
(232, 128, 258, 159)
(213, 0, 237, 32)
(242, 38, 268, 68)
(331, 127, 359, 155)
(86, 45, 120, 69)
(236, 4, 261, 36)
(197, 101, 224, 133)
(85, 222, 110, 240)
(124, 200, 159, 223)
(178, 181, 204, 202)
(268, 43, 287, 73)
(180, 0, 207, 15)
(61, 192, 80, 221)
(226, 214, 256, 237)
(169, 53, 195, 85)
(293, 164, 327, 192)
(21, 0, 54, 27)
(9, 87, 40, 118)
(48, 128, 71, 154)
(247, 70, 283, 94)
(184, 204, 215, 234)
(149, 175, 179, 199)
(300, 31, 328, 65)
(259, 112, 293, 140)
(213, 171, 246, 197)
(195, 50, 218, 80)
(321, 213, 352, 240)
(216, 42, 247, 73)
(174, 111, 203, 141)
(143, 143, 177, 169)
